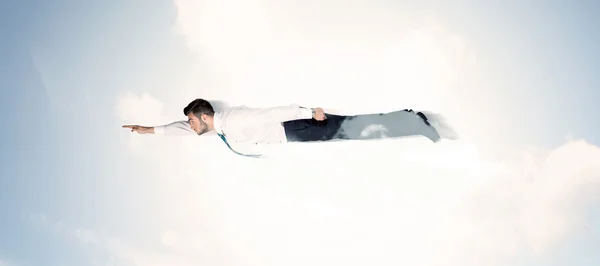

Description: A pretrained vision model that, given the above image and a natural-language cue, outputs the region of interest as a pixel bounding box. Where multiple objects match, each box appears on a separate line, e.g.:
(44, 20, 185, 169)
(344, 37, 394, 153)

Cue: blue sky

(444, 1, 600, 148)
(1, 1, 191, 265)
(1, 1, 600, 266)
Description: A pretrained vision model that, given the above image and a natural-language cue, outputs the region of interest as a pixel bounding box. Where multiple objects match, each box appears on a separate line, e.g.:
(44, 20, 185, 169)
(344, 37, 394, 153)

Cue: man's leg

(282, 113, 348, 142)
(283, 109, 443, 142)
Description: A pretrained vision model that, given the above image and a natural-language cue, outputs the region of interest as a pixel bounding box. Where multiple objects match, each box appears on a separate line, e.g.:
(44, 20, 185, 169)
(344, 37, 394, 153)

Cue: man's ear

(200, 114, 208, 122)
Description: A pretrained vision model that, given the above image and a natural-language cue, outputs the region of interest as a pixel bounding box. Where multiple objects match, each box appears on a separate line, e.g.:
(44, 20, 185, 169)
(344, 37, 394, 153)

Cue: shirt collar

(212, 111, 224, 135)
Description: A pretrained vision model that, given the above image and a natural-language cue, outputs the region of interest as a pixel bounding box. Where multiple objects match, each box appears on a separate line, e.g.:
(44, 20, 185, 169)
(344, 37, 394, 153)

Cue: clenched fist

(312, 108, 327, 121)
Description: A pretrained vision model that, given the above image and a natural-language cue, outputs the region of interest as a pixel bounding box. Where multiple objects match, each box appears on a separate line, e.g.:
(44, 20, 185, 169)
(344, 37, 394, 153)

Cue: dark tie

(217, 133, 262, 158)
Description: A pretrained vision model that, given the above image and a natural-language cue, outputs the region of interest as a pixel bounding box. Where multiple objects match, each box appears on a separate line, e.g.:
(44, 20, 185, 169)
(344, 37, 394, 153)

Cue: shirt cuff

(299, 107, 314, 119)
(154, 126, 165, 135)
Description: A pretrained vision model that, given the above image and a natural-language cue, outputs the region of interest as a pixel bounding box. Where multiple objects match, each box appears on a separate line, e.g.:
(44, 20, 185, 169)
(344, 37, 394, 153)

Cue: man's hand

(122, 125, 154, 134)
(312, 108, 327, 121)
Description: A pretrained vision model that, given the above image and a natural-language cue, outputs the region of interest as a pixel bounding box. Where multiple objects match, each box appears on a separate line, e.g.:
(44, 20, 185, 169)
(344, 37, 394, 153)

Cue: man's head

(183, 98, 215, 135)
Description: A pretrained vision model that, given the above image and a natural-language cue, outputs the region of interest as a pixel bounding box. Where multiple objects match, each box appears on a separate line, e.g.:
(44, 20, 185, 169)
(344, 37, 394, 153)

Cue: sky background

(1, 1, 600, 266)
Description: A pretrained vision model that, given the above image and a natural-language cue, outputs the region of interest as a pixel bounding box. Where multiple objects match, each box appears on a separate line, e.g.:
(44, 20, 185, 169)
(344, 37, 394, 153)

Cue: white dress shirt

(153, 104, 314, 156)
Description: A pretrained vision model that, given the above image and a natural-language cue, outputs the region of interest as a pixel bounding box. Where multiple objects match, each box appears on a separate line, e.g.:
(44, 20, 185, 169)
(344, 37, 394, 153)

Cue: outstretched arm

(122, 120, 196, 136)
(122, 124, 155, 134)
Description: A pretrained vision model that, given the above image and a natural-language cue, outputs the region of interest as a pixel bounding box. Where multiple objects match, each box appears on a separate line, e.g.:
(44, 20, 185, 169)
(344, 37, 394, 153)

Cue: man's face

(187, 113, 209, 135)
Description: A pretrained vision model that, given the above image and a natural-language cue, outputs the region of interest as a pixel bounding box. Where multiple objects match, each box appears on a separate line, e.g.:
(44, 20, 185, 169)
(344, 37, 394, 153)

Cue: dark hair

(183, 98, 215, 118)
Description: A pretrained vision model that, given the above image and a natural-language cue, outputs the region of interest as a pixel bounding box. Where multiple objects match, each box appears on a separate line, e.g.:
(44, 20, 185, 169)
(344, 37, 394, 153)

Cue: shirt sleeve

(154, 120, 197, 136)
(230, 104, 314, 125)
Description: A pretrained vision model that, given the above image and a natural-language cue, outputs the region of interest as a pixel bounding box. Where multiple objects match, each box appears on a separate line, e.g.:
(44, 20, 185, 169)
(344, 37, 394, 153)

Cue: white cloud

(115, 92, 173, 153)
(443, 139, 600, 264)
(105, 1, 600, 266)
(115, 92, 168, 125)
(171, 0, 475, 119)
(71, 227, 196, 266)
(112, 92, 600, 266)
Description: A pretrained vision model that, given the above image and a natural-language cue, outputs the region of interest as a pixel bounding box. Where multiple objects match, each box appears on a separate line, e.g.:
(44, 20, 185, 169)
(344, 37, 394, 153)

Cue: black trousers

(283, 109, 441, 143)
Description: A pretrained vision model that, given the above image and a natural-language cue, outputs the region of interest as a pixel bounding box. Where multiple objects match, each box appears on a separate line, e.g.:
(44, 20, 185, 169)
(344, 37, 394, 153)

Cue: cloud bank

(115, 90, 600, 266)
(107, 1, 600, 266)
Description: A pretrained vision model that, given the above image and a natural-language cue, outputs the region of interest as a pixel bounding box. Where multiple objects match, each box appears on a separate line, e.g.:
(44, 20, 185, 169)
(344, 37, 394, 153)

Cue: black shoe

(416, 111, 431, 126)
